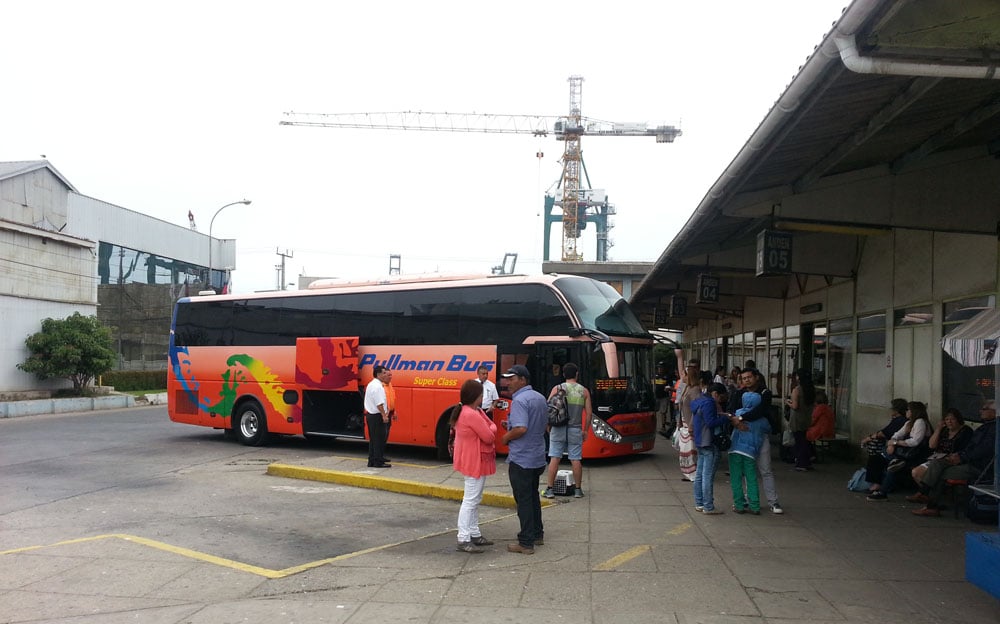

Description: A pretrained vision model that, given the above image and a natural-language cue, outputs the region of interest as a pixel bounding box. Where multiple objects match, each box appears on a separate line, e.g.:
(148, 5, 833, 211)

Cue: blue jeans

(693, 445, 720, 510)
(508, 462, 545, 547)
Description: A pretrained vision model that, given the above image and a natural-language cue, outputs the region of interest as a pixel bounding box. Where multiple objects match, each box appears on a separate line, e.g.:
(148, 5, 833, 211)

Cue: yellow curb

(267, 463, 554, 509)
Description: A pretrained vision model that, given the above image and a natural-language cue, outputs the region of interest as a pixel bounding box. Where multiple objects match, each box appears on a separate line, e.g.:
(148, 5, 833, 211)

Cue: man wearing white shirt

(363, 366, 392, 468)
(476, 365, 499, 415)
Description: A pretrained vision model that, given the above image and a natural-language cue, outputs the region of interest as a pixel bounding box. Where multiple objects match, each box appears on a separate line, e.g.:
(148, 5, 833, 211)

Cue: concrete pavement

(2, 439, 998, 623)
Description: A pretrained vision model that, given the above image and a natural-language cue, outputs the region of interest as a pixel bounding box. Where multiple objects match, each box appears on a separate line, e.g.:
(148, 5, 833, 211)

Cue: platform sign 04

(696, 274, 720, 304)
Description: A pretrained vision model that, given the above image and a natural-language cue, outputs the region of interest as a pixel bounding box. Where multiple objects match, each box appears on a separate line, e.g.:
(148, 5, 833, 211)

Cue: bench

(813, 433, 850, 462)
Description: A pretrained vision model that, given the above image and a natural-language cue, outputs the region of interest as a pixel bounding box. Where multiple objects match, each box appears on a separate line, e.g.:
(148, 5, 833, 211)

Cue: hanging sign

(756, 229, 793, 276)
(670, 295, 688, 317)
(696, 274, 720, 304)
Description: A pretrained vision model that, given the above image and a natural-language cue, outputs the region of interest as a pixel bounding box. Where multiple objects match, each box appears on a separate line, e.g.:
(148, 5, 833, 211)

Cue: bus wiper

(568, 327, 611, 343)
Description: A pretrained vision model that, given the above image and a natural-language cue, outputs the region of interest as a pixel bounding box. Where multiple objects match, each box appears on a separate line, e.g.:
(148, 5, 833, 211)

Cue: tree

(17, 313, 117, 395)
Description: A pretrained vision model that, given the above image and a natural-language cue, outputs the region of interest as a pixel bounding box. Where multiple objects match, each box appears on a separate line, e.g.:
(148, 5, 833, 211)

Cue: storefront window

(942, 295, 996, 422)
(893, 305, 933, 326)
(857, 312, 886, 354)
(828, 333, 853, 432)
(812, 324, 827, 390)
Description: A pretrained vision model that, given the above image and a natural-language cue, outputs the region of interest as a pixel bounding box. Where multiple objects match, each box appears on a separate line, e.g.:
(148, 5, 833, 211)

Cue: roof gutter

(632, 0, 1000, 307)
(833, 3, 1000, 79)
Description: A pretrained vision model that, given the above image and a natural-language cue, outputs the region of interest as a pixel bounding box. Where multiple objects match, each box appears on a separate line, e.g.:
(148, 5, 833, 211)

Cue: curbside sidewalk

(0, 394, 137, 418)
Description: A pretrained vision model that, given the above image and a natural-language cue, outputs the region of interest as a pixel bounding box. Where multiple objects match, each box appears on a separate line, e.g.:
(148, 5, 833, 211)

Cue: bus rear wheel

(435, 415, 451, 461)
(234, 401, 268, 446)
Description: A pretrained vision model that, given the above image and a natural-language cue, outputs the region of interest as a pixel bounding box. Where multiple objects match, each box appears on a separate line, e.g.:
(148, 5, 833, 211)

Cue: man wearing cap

(499, 364, 548, 554)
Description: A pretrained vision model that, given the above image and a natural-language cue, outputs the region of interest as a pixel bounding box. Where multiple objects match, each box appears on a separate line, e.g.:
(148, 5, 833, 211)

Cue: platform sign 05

(756, 229, 793, 276)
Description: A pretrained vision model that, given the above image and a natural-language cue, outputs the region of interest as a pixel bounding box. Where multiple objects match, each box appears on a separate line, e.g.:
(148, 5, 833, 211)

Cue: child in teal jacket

(730, 390, 772, 513)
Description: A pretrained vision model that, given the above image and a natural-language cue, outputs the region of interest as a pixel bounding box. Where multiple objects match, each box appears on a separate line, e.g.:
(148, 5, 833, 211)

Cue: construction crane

(280, 75, 681, 262)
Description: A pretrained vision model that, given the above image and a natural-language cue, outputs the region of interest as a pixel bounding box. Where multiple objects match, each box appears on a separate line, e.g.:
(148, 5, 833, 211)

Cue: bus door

(295, 337, 364, 437)
(534, 344, 577, 395)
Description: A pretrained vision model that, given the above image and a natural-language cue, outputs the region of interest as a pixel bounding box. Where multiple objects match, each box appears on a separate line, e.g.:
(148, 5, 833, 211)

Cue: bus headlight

(590, 417, 622, 444)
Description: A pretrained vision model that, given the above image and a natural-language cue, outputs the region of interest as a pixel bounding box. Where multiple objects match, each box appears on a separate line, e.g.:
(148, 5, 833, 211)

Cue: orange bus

(167, 273, 656, 458)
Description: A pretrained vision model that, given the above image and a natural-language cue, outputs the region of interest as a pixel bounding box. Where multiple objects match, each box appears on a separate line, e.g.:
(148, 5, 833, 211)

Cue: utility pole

(275, 248, 293, 290)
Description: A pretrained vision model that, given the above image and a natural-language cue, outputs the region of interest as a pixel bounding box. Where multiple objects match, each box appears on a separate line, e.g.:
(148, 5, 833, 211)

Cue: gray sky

(3, 0, 848, 293)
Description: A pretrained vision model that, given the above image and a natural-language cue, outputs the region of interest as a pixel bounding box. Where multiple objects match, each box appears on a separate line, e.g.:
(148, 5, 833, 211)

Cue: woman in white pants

(450, 379, 498, 553)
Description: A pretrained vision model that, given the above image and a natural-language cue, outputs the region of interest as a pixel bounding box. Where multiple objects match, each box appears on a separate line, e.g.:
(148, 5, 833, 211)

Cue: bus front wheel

(234, 401, 268, 446)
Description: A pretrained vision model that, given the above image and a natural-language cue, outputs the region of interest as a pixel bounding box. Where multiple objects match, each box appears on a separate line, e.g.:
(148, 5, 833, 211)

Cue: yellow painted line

(0, 535, 109, 555)
(266, 463, 553, 509)
(591, 521, 692, 571)
(593, 544, 650, 571)
(0, 515, 517, 579)
(666, 521, 693, 535)
(119, 534, 284, 578)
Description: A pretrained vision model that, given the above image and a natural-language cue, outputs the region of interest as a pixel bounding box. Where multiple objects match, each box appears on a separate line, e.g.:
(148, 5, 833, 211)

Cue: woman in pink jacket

(451, 379, 498, 553)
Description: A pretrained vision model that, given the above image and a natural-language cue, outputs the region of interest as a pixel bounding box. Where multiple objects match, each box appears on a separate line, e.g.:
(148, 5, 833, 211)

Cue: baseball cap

(501, 364, 530, 379)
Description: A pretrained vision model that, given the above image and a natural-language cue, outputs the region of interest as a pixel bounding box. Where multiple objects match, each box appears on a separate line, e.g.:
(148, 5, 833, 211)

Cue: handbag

(712, 428, 731, 451)
(781, 429, 794, 447)
(893, 444, 917, 459)
(862, 438, 886, 456)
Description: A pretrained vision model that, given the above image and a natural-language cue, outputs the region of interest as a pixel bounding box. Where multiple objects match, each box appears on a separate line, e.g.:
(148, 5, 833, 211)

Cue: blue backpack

(847, 467, 871, 492)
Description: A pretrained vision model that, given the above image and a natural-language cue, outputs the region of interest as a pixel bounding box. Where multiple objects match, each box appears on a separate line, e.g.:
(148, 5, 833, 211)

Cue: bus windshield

(588, 342, 655, 414)
(554, 277, 649, 338)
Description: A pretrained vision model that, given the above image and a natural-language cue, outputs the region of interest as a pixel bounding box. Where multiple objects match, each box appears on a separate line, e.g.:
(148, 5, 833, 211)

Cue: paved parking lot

(1, 408, 998, 623)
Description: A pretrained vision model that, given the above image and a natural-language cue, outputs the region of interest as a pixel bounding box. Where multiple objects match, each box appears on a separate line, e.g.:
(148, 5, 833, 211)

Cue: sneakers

(905, 493, 929, 504)
(542, 487, 555, 499)
(694, 506, 704, 512)
(867, 491, 888, 501)
(456, 542, 484, 553)
(701, 508, 724, 515)
(574, 488, 584, 498)
(770, 503, 784, 515)
(534, 538, 544, 546)
(470, 535, 493, 546)
(749, 509, 761, 515)
(507, 543, 535, 555)
(887, 459, 906, 473)
(732, 505, 746, 514)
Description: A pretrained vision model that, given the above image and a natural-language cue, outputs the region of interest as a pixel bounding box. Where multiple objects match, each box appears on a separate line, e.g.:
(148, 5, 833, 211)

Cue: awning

(941, 308, 1000, 367)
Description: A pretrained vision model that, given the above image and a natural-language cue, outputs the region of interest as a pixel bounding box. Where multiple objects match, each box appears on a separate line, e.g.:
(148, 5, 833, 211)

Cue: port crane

(280, 75, 681, 262)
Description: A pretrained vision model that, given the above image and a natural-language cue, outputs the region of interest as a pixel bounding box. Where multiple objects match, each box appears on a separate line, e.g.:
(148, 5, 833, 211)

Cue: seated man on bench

(912, 400, 996, 517)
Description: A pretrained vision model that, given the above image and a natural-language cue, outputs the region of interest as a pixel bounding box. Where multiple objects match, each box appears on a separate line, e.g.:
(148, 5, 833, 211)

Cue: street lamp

(207, 199, 251, 291)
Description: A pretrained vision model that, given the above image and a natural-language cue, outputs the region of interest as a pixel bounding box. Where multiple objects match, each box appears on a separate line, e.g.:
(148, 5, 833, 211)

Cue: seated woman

(866, 401, 932, 501)
(906, 408, 972, 504)
(806, 390, 835, 442)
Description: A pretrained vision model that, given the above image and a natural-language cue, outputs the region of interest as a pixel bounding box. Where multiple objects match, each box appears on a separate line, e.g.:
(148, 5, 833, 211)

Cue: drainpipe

(833, 1, 1000, 79)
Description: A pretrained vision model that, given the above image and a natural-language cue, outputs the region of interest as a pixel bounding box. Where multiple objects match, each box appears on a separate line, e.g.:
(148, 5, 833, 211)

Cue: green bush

(17, 313, 117, 395)
(102, 370, 167, 392)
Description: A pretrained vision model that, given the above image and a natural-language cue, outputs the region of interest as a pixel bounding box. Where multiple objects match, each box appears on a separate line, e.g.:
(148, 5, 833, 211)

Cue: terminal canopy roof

(630, 0, 1000, 331)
